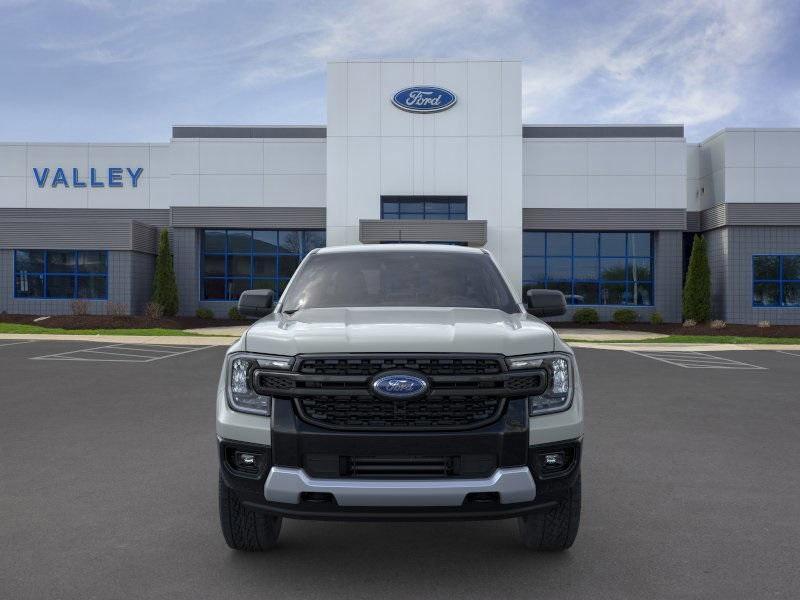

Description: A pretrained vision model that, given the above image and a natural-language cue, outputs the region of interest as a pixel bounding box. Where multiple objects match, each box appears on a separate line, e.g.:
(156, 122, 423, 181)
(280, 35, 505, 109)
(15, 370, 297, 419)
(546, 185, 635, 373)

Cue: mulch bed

(550, 321, 800, 338)
(0, 313, 244, 330)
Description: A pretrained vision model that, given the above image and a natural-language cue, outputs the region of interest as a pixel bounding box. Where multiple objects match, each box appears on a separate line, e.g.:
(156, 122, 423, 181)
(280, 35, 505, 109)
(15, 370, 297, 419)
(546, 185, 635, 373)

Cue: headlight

(507, 353, 573, 416)
(225, 353, 292, 415)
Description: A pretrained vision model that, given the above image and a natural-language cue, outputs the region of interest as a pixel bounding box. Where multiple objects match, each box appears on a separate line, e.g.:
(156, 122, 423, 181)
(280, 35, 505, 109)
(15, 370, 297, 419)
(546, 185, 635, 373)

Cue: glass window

(523, 231, 653, 306)
(200, 229, 325, 301)
(753, 255, 800, 307)
(13, 250, 108, 299)
(381, 196, 467, 220)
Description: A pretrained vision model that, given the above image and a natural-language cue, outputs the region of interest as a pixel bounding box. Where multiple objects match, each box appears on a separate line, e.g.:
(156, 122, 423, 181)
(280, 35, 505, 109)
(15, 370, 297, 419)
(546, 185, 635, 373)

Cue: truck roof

(316, 243, 484, 255)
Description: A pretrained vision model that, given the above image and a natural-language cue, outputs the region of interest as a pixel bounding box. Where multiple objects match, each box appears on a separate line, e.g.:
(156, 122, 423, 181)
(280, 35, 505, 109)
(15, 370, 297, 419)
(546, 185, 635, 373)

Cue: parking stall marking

(626, 350, 767, 370)
(0, 340, 36, 349)
(31, 343, 214, 363)
(776, 350, 800, 358)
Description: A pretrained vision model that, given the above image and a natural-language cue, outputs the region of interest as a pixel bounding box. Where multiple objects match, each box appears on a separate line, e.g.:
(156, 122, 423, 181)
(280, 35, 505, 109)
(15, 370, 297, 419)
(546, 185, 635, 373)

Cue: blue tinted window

(14, 250, 108, 299)
(753, 255, 800, 307)
(201, 229, 325, 301)
(522, 231, 654, 306)
(381, 196, 467, 220)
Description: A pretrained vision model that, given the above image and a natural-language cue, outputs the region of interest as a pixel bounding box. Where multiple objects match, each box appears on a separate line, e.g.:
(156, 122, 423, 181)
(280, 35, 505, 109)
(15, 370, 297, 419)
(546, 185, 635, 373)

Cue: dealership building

(1, 59, 799, 323)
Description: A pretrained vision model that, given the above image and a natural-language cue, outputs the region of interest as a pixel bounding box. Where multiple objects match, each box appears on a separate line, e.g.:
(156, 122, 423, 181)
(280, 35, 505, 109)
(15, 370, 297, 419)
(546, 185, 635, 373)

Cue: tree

(683, 234, 711, 322)
(151, 229, 179, 317)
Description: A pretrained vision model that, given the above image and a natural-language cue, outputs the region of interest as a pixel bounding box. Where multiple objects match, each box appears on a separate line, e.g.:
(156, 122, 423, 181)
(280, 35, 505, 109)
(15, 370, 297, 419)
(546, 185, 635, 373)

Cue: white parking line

(0, 340, 35, 348)
(776, 350, 800, 358)
(31, 343, 214, 363)
(627, 350, 767, 370)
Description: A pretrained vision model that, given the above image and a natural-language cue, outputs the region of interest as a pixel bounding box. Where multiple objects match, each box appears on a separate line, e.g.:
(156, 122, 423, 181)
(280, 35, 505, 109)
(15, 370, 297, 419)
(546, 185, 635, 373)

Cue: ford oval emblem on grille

(371, 373, 429, 400)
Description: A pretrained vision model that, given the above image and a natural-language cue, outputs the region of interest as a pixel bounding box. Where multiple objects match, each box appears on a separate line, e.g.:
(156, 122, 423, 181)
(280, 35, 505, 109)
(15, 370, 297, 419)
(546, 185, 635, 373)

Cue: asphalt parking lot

(1, 340, 799, 599)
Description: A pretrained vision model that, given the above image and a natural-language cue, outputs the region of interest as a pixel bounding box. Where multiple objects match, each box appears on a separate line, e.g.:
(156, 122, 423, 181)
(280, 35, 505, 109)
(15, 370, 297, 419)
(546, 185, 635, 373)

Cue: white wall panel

(500, 137, 522, 228)
(723, 130, 755, 167)
(587, 175, 654, 208)
(655, 141, 686, 175)
(421, 136, 436, 195)
(380, 137, 412, 195)
(467, 62, 501, 136)
(501, 61, 522, 137)
(199, 141, 262, 174)
(524, 175, 587, 208)
(524, 141, 586, 175)
(263, 141, 325, 174)
(149, 144, 170, 179)
(755, 167, 800, 202)
(433, 137, 467, 196)
(587, 141, 654, 175)
(499, 226, 522, 295)
(432, 61, 468, 137)
(655, 175, 686, 208)
(346, 62, 380, 137)
(148, 178, 172, 209)
(346, 137, 380, 221)
(723, 168, 755, 203)
(87, 184, 149, 209)
(264, 174, 325, 207)
(168, 174, 199, 206)
(326, 62, 349, 138)
(467, 137, 501, 220)
(0, 176, 26, 207)
(379, 62, 413, 137)
(325, 137, 348, 227)
(27, 183, 88, 208)
(755, 131, 800, 167)
(169, 141, 199, 175)
(198, 174, 262, 206)
(0, 145, 27, 176)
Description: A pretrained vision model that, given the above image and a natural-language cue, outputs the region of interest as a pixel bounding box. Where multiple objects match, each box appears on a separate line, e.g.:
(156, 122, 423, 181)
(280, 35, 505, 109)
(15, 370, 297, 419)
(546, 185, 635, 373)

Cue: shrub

(683, 234, 711, 322)
(196, 308, 214, 320)
(649, 312, 664, 325)
(70, 299, 90, 316)
(612, 309, 638, 324)
(572, 308, 599, 324)
(228, 306, 243, 320)
(710, 319, 726, 329)
(106, 302, 127, 317)
(144, 301, 164, 320)
(152, 229, 179, 317)
(757, 320, 771, 328)
(682, 319, 697, 328)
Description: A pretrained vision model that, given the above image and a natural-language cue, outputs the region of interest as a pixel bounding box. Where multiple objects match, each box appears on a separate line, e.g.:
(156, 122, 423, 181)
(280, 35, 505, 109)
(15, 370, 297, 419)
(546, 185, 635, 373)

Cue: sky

(0, 0, 798, 143)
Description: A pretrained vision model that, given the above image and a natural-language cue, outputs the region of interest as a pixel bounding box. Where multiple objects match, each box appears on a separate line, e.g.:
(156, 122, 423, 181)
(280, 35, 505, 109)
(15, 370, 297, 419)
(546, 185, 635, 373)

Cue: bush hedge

(612, 309, 638, 324)
(572, 307, 599, 324)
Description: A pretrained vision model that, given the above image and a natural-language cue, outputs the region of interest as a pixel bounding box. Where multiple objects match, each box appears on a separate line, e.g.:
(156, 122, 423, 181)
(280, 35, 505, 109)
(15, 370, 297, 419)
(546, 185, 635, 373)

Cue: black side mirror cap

(238, 289, 275, 319)
(526, 289, 567, 318)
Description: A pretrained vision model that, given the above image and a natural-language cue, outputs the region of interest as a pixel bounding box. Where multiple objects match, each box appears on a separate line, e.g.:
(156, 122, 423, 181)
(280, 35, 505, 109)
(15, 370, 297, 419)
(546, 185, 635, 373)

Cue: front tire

(219, 472, 282, 551)
(517, 473, 581, 551)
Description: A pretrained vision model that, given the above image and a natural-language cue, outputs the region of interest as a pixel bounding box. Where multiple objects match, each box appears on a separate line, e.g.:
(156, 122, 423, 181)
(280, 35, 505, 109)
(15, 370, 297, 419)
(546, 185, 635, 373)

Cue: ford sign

(392, 86, 457, 113)
(371, 373, 429, 400)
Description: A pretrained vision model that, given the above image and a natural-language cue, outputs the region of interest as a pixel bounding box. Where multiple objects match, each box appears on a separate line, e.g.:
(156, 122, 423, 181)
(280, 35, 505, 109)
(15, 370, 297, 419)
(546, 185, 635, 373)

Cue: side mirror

(238, 289, 275, 319)
(526, 289, 567, 318)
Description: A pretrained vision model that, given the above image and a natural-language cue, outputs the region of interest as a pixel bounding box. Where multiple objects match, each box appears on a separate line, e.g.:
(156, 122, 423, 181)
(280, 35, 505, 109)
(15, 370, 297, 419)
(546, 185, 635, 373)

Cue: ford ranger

(216, 244, 582, 551)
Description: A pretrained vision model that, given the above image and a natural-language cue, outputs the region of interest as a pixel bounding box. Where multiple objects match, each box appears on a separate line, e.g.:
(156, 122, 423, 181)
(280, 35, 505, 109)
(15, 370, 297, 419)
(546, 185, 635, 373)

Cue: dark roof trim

(523, 125, 684, 139)
(172, 126, 326, 139)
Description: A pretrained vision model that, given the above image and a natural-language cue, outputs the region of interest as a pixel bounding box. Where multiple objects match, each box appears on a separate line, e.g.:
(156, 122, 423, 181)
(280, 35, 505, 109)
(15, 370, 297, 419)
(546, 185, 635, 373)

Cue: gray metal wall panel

(172, 228, 199, 316)
(130, 221, 159, 254)
(522, 125, 684, 138)
(0, 208, 169, 227)
(700, 204, 727, 231)
(170, 206, 326, 229)
(726, 204, 800, 226)
(0, 220, 134, 250)
(522, 208, 686, 231)
(686, 212, 701, 232)
(359, 220, 488, 245)
(172, 126, 326, 139)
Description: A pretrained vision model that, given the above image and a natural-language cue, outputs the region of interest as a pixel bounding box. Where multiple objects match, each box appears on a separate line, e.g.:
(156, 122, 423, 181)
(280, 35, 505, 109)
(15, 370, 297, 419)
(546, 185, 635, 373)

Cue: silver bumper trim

(263, 466, 536, 507)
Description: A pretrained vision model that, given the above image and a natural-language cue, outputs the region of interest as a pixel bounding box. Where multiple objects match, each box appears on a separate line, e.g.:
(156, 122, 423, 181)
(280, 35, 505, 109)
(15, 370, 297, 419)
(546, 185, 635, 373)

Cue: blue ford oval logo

(371, 373, 429, 399)
(392, 86, 457, 113)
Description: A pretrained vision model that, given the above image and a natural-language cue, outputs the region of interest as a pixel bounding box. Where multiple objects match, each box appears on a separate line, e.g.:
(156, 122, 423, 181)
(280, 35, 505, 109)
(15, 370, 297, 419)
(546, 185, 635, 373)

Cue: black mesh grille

(297, 356, 503, 377)
(297, 395, 502, 430)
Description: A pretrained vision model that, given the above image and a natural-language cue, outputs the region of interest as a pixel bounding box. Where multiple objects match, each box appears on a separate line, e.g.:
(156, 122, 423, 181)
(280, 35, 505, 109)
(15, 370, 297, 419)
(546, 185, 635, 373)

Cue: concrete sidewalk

(556, 328, 667, 341)
(182, 325, 249, 336)
(0, 333, 238, 346)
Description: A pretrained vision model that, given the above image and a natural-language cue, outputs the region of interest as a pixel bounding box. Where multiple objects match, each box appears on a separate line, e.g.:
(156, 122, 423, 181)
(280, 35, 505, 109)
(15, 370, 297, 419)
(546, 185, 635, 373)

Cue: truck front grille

(252, 353, 547, 432)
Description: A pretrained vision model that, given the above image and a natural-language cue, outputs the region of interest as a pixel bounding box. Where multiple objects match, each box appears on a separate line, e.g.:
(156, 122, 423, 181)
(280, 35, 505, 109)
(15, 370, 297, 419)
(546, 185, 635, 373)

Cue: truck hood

(243, 307, 555, 356)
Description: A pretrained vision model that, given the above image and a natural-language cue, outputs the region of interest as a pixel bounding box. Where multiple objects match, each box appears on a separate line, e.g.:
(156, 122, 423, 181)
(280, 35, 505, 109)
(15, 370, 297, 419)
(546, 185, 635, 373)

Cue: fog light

(234, 451, 260, 472)
(542, 452, 566, 469)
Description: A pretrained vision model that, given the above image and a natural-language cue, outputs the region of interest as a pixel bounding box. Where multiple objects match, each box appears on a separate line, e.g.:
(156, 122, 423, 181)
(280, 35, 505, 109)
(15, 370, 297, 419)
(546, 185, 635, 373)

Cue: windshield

(281, 251, 519, 313)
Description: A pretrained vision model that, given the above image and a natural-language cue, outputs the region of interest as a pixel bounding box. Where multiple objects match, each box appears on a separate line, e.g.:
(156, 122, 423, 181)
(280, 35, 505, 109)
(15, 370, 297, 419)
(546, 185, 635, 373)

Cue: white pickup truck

(216, 244, 583, 551)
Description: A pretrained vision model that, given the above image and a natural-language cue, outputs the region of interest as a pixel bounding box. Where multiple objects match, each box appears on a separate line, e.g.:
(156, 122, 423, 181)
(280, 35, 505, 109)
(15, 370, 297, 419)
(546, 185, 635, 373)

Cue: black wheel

(219, 472, 282, 551)
(517, 473, 581, 551)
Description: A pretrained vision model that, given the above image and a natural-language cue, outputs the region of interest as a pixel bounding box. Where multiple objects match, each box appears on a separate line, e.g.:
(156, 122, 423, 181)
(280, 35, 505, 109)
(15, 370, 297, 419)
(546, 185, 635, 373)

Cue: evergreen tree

(152, 229, 179, 317)
(683, 234, 711, 322)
